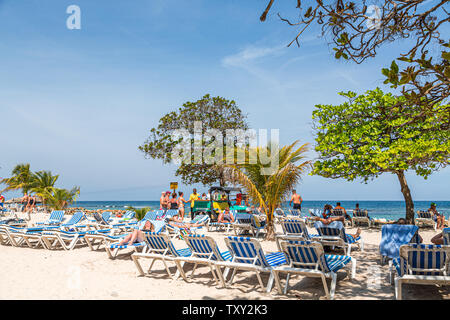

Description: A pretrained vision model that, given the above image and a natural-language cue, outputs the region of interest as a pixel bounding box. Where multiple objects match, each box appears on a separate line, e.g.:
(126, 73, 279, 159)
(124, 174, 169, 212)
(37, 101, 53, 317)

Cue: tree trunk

(264, 208, 276, 241)
(396, 170, 415, 225)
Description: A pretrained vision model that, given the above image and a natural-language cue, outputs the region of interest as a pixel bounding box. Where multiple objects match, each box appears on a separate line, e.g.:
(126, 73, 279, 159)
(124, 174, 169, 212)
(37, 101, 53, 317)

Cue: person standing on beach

(189, 188, 199, 220)
(160, 192, 167, 210)
(169, 192, 178, 210)
(21, 193, 29, 212)
(289, 190, 303, 211)
(177, 192, 188, 221)
(0, 193, 4, 208)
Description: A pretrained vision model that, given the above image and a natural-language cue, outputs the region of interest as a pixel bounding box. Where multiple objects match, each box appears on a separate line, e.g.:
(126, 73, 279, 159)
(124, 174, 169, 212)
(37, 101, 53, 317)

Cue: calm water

(70, 200, 450, 220)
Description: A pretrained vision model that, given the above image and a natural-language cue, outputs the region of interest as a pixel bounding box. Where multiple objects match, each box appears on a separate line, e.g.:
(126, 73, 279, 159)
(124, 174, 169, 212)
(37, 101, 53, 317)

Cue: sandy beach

(0, 212, 448, 300)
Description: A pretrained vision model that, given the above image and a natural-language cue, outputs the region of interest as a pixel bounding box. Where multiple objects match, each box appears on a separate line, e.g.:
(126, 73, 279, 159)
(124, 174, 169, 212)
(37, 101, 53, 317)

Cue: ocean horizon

(69, 200, 450, 220)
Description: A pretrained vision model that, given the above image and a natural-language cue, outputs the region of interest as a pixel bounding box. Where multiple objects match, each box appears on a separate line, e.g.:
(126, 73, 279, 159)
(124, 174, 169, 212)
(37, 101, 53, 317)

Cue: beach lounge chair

(83, 229, 125, 251)
(444, 228, 450, 245)
(166, 215, 209, 240)
(132, 232, 192, 279)
(232, 213, 266, 237)
(41, 230, 87, 250)
(214, 236, 287, 292)
(306, 209, 321, 227)
(274, 208, 287, 223)
(173, 235, 232, 285)
(276, 219, 319, 250)
(164, 209, 179, 219)
(391, 244, 450, 300)
(35, 210, 65, 226)
(314, 221, 364, 256)
(1, 226, 50, 249)
(379, 224, 420, 265)
(105, 220, 166, 259)
(60, 211, 86, 231)
(272, 240, 356, 299)
(207, 211, 234, 233)
(352, 209, 372, 228)
(415, 211, 437, 230)
(287, 209, 301, 218)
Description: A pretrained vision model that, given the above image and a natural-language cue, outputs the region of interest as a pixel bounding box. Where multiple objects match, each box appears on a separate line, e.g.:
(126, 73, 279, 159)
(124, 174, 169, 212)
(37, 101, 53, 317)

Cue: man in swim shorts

(289, 190, 303, 211)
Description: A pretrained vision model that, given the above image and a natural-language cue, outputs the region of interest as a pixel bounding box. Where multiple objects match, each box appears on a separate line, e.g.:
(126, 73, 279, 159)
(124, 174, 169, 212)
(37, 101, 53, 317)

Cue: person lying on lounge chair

(166, 215, 207, 230)
(314, 215, 362, 240)
(428, 203, 445, 230)
(217, 208, 234, 223)
(117, 220, 155, 246)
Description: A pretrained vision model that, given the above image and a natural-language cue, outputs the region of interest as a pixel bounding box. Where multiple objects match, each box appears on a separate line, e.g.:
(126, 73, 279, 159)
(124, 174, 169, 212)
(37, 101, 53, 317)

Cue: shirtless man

(289, 190, 303, 211)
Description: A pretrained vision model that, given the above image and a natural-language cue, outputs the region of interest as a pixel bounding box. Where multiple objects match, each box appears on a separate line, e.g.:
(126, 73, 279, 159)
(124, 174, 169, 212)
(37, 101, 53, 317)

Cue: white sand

(0, 212, 448, 300)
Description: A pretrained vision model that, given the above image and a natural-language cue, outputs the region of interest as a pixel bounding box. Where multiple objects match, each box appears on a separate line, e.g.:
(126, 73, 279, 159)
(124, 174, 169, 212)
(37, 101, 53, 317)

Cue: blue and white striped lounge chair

(444, 228, 450, 245)
(112, 210, 136, 224)
(105, 220, 166, 259)
(2, 225, 58, 248)
(314, 221, 364, 256)
(41, 230, 87, 250)
(214, 236, 287, 292)
(288, 209, 301, 218)
(60, 212, 86, 231)
(272, 240, 356, 299)
(174, 235, 232, 286)
(132, 232, 192, 279)
(35, 210, 65, 226)
(232, 213, 254, 236)
(379, 224, 420, 265)
(276, 219, 319, 250)
(164, 209, 179, 219)
(306, 209, 321, 227)
(352, 209, 372, 228)
(391, 244, 450, 300)
(416, 210, 437, 230)
(274, 208, 287, 223)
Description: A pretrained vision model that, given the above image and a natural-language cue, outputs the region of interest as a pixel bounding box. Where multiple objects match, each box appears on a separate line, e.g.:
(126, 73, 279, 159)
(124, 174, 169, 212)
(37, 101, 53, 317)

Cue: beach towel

(379, 224, 419, 260)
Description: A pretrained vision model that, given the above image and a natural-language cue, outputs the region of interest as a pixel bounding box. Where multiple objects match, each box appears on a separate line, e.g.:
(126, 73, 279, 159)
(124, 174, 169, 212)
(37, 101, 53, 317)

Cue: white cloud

(221, 45, 286, 67)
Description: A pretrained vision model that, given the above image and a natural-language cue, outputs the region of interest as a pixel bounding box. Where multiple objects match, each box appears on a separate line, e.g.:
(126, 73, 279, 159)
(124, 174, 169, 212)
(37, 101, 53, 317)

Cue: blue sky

(0, 0, 448, 201)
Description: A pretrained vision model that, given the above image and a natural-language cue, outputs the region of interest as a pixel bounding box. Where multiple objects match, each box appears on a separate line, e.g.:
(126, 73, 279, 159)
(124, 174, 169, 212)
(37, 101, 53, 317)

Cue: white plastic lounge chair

(231, 213, 265, 237)
(60, 212, 86, 231)
(287, 209, 301, 218)
(272, 240, 356, 299)
(415, 211, 437, 230)
(174, 235, 232, 286)
(207, 210, 236, 233)
(41, 230, 86, 251)
(214, 236, 287, 292)
(35, 210, 65, 226)
(132, 232, 192, 279)
(105, 220, 166, 259)
(352, 209, 372, 228)
(314, 221, 364, 256)
(84, 229, 125, 251)
(274, 208, 287, 223)
(391, 244, 450, 300)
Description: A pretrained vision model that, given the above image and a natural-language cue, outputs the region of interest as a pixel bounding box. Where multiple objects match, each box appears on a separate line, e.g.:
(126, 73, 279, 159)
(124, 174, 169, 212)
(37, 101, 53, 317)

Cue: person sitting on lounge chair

(314, 215, 362, 240)
(321, 204, 333, 219)
(218, 208, 234, 223)
(428, 202, 445, 230)
(117, 220, 155, 246)
(166, 215, 207, 230)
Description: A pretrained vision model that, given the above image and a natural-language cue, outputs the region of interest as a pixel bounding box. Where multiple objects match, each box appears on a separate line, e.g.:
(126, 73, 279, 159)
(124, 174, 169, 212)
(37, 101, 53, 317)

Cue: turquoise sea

(70, 200, 450, 221)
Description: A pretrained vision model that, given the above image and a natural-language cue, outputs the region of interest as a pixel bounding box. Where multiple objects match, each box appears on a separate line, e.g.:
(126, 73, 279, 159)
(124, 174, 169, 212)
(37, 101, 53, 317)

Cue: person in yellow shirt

(189, 188, 199, 220)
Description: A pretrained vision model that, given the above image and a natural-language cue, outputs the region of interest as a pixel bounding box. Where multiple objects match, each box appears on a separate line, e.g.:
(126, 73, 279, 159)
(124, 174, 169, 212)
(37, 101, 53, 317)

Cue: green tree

(1, 163, 35, 194)
(139, 94, 249, 186)
(223, 141, 311, 240)
(312, 88, 450, 224)
(127, 206, 151, 221)
(30, 171, 59, 208)
(43, 187, 81, 210)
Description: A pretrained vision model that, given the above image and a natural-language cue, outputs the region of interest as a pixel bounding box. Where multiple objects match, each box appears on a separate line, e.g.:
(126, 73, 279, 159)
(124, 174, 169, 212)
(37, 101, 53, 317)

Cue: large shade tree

(139, 94, 249, 186)
(312, 88, 449, 224)
(223, 141, 311, 240)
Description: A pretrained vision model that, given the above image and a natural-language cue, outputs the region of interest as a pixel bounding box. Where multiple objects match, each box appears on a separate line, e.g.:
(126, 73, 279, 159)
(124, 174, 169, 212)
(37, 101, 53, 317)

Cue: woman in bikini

(177, 192, 188, 221)
(218, 207, 234, 223)
(117, 220, 155, 246)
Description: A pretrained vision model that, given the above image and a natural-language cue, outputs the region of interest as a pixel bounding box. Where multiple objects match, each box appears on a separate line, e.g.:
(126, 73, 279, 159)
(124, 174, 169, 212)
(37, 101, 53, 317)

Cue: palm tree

(1, 163, 35, 194)
(223, 141, 311, 240)
(127, 206, 151, 221)
(30, 171, 59, 209)
(44, 187, 80, 210)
